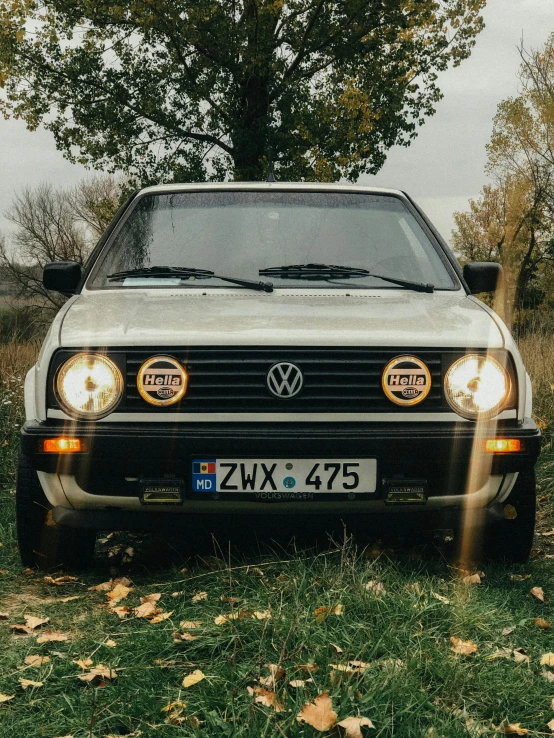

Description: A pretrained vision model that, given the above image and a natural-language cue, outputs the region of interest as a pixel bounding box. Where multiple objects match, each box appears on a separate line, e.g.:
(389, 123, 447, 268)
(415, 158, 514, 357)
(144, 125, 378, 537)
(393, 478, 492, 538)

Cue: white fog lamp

(444, 354, 509, 420)
(56, 353, 123, 418)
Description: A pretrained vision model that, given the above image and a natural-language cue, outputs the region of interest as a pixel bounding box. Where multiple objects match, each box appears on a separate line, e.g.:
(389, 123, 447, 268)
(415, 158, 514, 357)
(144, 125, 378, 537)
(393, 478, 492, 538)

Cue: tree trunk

(231, 75, 271, 181)
(513, 226, 536, 312)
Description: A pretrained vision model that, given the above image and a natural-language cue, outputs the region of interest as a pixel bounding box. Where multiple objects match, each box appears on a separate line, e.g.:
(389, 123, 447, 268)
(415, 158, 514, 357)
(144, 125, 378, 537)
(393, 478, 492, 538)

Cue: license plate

(191, 459, 376, 495)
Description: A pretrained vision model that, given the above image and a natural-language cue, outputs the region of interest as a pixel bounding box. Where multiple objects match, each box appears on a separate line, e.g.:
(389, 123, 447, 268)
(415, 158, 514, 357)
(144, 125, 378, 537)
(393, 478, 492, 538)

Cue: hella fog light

(56, 353, 123, 418)
(444, 354, 510, 420)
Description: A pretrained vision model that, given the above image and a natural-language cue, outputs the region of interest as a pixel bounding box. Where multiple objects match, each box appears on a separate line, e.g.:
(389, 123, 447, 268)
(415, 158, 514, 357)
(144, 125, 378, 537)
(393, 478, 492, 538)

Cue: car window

(88, 191, 458, 290)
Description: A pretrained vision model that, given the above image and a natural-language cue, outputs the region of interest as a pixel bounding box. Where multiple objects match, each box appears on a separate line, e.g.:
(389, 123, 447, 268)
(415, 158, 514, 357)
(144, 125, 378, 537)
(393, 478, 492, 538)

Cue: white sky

(0, 0, 552, 244)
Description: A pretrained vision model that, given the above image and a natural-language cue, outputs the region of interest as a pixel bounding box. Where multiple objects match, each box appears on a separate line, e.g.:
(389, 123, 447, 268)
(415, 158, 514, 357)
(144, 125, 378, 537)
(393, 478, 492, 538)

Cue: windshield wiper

(107, 266, 274, 293)
(259, 263, 434, 293)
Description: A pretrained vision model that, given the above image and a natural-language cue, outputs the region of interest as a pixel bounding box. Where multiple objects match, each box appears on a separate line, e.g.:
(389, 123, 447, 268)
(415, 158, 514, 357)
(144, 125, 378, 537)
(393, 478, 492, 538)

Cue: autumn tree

(0, 1, 486, 183)
(453, 33, 554, 322)
(0, 176, 121, 313)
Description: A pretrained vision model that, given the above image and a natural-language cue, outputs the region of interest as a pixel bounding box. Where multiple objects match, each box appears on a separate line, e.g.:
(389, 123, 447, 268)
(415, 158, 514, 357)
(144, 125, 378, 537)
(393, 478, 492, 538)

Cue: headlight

(56, 353, 123, 418)
(444, 354, 510, 420)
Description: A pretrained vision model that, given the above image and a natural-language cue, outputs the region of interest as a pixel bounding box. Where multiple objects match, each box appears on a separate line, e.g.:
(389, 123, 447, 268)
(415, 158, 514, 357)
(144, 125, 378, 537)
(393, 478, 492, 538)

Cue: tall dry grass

(517, 330, 554, 440)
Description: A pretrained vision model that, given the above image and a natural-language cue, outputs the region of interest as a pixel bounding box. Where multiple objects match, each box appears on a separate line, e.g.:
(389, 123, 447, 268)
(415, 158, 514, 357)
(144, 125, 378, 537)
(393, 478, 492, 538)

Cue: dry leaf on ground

(530, 586, 545, 602)
(182, 669, 205, 688)
(150, 611, 173, 624)
(247, 686, 285, 712)
(502, 626, 516, 636)
(112, 606, 132, 619)
(43, 576, 79, 586)
(298, 663, 319, 674)
(162, 700, 186, 713)
(289, 679, 312, 687)
(462, 573, 481, 585)
(192, 591, 208, 603)
(365, 580, 385, 595)
(105, 639, 117, 648)
(510, 574, 531, 581)
(220, 595, 239, 604)
(89, 577, 132, 592)
(504, 505, 518, 520)
(0, 693, 14, 703)
(501, 724, 528, 735)
(0, 612, 8, 620)
(296, 691, 338, 731)
(180, 620, 201, 629)
(542, 670, 554, 683)
(77, 665, 117, 682)
(433, 593, 451, 605)
(36, 631, 69, 644)
(337, 716, 376, 737)
(330, 643, 344, 653)
(106, 584, 132, 606)
(313, 605, 344, 623)
(489, 648, 513, 660)
(513, 648, 530, 664)
(10, 615, 49, 634)
(73, 658, 94, 669)
(450, 637, 478, 655)
(258, 664, 286, 689)
(19, 679, 43, 689)
(253, 610, 271, 620)
(540, 653, 554, 667)
(174, 632, 197, 642)
(24, 655, 50, 667)
(547, 718, 554, 732)
(535, 618, 551, 629)
(542, 530, 554, 537)
(134, 594, 162, 619)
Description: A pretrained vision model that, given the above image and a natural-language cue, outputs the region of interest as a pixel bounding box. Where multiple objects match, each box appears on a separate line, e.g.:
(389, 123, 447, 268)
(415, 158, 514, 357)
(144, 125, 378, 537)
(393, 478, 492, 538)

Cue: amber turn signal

(42, 438, 85, 453)
(485, 439, 522, 453)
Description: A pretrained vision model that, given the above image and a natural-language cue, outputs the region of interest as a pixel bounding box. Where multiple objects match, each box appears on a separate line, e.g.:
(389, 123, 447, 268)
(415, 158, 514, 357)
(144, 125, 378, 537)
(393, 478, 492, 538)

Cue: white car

(17, 183, 541, 568)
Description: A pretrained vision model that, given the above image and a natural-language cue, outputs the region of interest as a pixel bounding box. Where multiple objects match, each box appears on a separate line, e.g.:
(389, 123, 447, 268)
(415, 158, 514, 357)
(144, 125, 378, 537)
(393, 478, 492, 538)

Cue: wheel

(16, 452, 96, 570)
(484, 468, 536, 563)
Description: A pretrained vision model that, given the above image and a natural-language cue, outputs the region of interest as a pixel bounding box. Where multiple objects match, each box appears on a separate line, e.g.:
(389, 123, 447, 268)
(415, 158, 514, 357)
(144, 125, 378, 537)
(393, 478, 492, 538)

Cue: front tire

(16, 453, 96, 570)
(484, 468, 536, 563)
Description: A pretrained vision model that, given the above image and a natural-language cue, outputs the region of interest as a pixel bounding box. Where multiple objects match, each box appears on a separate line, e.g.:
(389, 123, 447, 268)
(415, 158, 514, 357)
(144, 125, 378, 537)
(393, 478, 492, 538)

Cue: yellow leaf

(43, 575, 79, 585)
(106, 584, 131, 605)
(174, 632, 196, 641)
(298, 663, 319, 674)
(510, 574, 531, 581)
(513, 648, 530, 664)
(161, 700, 186, 713)
(77, 665, 117, 682)
(182, 669, 205, 688)
(365, 580, 385, 595)
(253, 610, 271, 620)
(547, 718, 554, 732)
(180, 620, 201, 629)
(247, 685, 285, 712)
(19, 679, 43, 689)
(530, 586, 545, 602)
(313, 605, 344, 623)
(501, 724, 528, 735)
(534, 618, 551, 629)
(450, 636, 478, 655)
(258, 664, 286, 688)
(289, 679, 310, 687)
(24, 655, 50, 667)
(220, 595, 239, 604)
(10, 615, 49, 634)
(134, 594, 162, 619)
(73, 658, 94, 670)
(330, 643, 344, 653)
(462, 573, 481, 584)
(540, 653, 554, 667)
(214, 614, 229, 625)
(105, 639, 117, 648)
(432, 593, 451, 604)
(0, 693, 14, 703)
(36, 631, 68, 644)
(192, 591, 208, 603)
(111, 606, 132, 619)
(150, 611, 173, 624)
(504, 505, 517, 520)
(296, 691, 338, 730)
(337, 716, 376, 737)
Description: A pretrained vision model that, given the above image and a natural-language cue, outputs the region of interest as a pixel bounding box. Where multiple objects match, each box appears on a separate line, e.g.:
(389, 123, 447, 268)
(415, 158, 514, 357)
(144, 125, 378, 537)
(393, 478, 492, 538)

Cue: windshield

(88, 191, 458, 290)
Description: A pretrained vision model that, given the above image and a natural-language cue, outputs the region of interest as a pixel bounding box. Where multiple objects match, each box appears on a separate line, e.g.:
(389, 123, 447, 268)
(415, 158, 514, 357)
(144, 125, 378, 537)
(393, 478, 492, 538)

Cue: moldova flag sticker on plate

(192, 459, 217, 492)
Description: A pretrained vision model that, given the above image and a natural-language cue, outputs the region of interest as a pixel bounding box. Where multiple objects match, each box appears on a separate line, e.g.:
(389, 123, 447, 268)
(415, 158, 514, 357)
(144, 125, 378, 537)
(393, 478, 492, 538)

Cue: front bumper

(22, 419, 540, 521)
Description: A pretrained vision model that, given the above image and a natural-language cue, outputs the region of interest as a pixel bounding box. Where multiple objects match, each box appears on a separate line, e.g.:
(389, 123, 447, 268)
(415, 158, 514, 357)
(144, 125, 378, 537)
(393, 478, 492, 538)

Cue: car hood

(58, 289, 504, 348)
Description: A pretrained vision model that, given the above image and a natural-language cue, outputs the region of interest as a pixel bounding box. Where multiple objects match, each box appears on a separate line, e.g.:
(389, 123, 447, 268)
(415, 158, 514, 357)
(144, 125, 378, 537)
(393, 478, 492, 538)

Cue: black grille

(121, 347, 446, 413)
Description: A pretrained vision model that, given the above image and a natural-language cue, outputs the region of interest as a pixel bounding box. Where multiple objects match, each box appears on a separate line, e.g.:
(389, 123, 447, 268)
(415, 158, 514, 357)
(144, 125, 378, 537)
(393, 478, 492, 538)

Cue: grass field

(0, 337, 554, 738)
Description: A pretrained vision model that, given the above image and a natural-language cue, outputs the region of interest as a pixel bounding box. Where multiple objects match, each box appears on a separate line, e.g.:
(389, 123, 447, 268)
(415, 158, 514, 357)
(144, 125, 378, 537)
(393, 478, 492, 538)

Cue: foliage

(452, 33, 554, 323)
(0, 0, 486, 182)
(0, 176, 122, 314)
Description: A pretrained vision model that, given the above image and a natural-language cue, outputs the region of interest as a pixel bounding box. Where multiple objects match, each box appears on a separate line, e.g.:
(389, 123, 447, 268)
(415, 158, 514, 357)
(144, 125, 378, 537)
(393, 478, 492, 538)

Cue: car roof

(138, 181, 406, 198)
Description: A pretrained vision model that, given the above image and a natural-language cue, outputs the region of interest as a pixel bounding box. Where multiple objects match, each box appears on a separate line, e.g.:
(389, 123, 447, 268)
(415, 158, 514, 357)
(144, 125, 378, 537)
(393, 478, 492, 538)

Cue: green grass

(1, 342, 554, 738)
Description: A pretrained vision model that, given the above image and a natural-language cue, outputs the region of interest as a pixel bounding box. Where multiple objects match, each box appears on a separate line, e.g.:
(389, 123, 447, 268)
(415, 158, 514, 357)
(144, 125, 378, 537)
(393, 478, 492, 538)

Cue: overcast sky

(0, 0, 552, 244)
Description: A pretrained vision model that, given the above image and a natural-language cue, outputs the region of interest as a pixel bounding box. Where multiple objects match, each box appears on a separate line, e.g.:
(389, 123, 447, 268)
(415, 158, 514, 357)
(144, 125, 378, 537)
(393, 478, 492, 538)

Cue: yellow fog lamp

(56, 353, 123, 419)
(444, 354, 510, 420)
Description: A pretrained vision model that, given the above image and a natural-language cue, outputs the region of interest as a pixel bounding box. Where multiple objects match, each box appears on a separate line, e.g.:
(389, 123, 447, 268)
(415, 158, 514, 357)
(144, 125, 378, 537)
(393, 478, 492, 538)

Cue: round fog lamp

(444, 354, 509, 420)
(56, 353, 123, 418)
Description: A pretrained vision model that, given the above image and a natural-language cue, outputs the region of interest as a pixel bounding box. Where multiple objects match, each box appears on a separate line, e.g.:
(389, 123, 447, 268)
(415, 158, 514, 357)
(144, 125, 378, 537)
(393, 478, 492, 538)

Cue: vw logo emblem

(267, 362, 303, 398)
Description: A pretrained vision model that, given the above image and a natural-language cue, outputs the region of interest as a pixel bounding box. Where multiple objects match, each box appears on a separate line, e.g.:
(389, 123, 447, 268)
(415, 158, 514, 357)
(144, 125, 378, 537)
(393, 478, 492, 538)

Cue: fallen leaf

(501, 724, 528, 735)
(337, 716, 376, 737)
(247, 685, 285, 712)
(296, 691, 338, 731)
(530, 587, 545, 602)
(313, 605, 344, 623)
(77, 665, 117, 683)
(134, 594, 162, 619)
(510, 574, 531, 581)
(253, 610, 271, 620)
(111, 606, 132, 619)
(192, 591, 208, 603)
(105, 639, 117, 648)
(489, 648, 513, 660)
(36, 631, 69, 644)
(432, 593, 451, 605)
(530, 549, 544, 559)
(0, 693, 14, 703)
(88, 577, 132, 592)
(0, 612, 8, 620)
(214, 614, 229, 625)
(365, 580, 385, 596)
(171, 591, 184, 598)
(462, 573, 481, 585)
(298, 663, 319, 674)
(162, 700, 186, 713)
(73, 658, 94, 670)
(289, 679, 312, 687)
(330, 643, 344, 653)
(541, 530, 554, 537)
(504, 505, 518, 520)
(24, 655, 50, 667)
(542, 670, 554, 683)
(182, 669, 205, 688)
(250, 567, 265, 576)
(513, 648, 530, 664)
(150, 611, 173, 624)
(19, 679, 43, 689)
(10, 615, 49, 634)
(174, 632, 197, 642)
(540, 653, 554, 667)
(502, 626, 516, 636)
(43, 575, 79, 586)
(547, 718, 554, 733)
(450, 636, 478, 655)
(535, 618, 551, 629)
(106, 584, 132, 605)
(180, 620, 201, 629)
(258, 664, 286, 689)
(220, 595, 239, 604)
(551, 697, 554, 710)
(59, 596, 81, 603)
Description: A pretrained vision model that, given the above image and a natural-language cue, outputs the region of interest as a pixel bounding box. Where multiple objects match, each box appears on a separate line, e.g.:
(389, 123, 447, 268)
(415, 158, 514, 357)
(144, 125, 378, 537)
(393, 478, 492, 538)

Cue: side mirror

(463, 262, 503, 294)
(43, 262, 82, 294)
